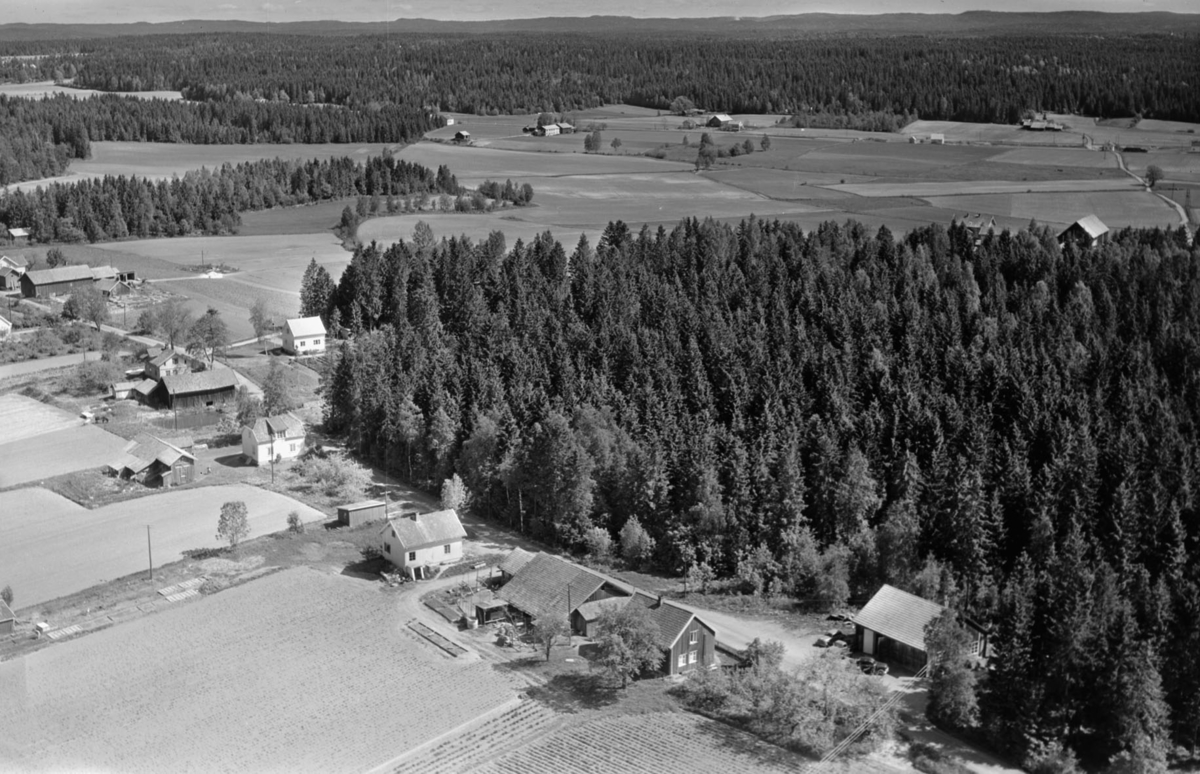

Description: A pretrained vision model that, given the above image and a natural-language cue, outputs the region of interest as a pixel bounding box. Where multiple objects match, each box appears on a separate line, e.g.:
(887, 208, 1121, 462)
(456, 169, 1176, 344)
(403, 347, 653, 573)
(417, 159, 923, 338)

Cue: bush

(71, 359, 120, 396)
(1, 585, 13, 607)
(294, 454, 372, 500)
(583, 525, 612, 561)
(287, 510, 305, 534)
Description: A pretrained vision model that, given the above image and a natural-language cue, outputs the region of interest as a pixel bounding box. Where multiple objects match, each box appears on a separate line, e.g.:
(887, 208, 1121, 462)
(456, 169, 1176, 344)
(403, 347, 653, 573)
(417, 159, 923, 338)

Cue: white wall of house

(241, 428, 305, 465)
(381, 539, 463, 573)
(283, 333, 325, 355)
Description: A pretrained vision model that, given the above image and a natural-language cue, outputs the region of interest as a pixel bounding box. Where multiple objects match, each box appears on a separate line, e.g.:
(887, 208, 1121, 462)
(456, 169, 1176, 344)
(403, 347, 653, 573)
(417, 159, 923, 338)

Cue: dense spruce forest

(4, 33, 1195, 123)
(0, 94, 439, 186)
(315, 217, 1200, 764)
(0, 154, 537, 242)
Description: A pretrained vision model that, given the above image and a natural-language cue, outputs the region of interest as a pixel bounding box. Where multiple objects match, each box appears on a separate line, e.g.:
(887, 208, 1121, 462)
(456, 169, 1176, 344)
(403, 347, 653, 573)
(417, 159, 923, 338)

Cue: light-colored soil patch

(0, 424, 128, 489)
(835, 178, 1139, 198)
(0, 484, 325, 608)
(0, 393, 81, 444)
(704, 168, 868, 200)
(0, 81, 182, 101)
(988, 146, 1118, 168)
(0, 567, 520, 773)
(476, 711, 814, 774)
(923, 190, 1179, 228)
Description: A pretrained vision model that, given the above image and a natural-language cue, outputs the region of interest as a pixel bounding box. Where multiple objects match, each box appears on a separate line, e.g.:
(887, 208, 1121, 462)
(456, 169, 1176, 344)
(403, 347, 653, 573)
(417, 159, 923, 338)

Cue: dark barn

(159, 370, 239, 411)
(20, 265, 95, 298)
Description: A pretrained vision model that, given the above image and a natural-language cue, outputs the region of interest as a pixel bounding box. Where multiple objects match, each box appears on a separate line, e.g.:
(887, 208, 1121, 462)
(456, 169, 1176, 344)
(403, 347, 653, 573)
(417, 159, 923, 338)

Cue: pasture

(0, 567, 520, 773)
(833, 178, 1139, 198)
(395, 142, 691, 183)
(922, 190, 1179, 229)
(0, 484, 326, 608)
(158, 277, 299, 341)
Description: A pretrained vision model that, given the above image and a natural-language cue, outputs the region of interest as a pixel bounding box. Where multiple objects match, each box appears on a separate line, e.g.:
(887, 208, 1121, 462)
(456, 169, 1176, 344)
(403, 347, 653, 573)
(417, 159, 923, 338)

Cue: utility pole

(147, 525, 153, 581)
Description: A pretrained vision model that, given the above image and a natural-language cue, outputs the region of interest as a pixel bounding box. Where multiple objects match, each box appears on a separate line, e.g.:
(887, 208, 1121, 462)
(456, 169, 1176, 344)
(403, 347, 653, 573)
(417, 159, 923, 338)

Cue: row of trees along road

(311, 215, 1200, 768)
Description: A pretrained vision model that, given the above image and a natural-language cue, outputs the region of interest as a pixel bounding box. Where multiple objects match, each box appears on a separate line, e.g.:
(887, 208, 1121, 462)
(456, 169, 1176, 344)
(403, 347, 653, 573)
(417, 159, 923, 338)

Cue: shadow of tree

(214, 454, 248, 468)
(341, 552, 388, 580)
(525, 672, 621, 714)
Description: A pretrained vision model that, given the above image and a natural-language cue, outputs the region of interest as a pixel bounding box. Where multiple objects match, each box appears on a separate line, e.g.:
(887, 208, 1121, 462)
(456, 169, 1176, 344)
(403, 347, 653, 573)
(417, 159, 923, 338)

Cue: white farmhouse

(283, 316, 327, 356)
(241, 412, 306, 465)
(381, 509, 467, 579)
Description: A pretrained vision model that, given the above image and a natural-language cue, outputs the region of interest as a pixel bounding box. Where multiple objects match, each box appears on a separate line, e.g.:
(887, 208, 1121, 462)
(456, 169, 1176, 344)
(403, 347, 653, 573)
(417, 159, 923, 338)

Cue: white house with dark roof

(241, 412, 306, 465)
(380, 509, 467, 579)
(282, 316, 327, 356)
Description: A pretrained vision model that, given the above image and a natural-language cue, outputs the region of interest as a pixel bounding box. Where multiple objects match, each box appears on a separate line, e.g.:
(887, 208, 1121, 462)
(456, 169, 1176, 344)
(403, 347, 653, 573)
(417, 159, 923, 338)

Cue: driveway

(0, 351, 101, 379)
(0, 484, 324, 610)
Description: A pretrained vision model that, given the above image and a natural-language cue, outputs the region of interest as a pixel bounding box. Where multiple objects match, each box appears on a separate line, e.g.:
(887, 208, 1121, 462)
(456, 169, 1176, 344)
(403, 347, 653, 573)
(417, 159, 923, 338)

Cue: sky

(4, 0, 1196, 25)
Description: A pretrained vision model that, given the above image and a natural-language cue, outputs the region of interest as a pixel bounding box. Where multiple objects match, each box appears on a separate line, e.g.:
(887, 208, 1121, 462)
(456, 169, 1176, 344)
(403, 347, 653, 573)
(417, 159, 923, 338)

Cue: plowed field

(0, 567, 519, 773)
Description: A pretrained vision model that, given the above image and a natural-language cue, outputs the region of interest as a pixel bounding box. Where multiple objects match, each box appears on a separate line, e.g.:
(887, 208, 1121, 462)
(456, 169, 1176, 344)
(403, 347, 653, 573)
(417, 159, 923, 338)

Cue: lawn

(922, 190, 1180, 229)
(159, 277, 299, 341)
(0, 567, 521, 773)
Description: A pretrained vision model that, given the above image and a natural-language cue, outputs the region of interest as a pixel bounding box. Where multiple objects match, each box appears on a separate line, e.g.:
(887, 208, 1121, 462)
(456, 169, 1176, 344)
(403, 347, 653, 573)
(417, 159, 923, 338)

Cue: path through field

(0, 351, 102, 380)
(0, 484, 324, 608)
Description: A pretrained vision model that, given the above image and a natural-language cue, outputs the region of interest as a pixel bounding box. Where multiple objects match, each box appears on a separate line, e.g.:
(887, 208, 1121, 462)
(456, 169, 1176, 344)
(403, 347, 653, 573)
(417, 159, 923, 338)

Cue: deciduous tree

(217, 501, 250, 549)
(63, 283, 108, 331)
(594, 603, 663, 688)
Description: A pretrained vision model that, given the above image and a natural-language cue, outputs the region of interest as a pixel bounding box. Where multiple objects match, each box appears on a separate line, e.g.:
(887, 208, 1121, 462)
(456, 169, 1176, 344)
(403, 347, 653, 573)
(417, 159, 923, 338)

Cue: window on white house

(384, 543, 390, 554)
(689, 630, 698, 644)
(688, 650, 697, 664)
(408, 551, 416, 561)
(677, 653, 686, 668)
(444, 544, 452, 554)
(314, 339, 322, 346)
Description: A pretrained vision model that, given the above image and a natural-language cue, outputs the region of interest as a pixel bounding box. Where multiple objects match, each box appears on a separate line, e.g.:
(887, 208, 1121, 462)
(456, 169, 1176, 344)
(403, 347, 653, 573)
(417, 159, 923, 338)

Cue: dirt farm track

(0, 568, 521, 773)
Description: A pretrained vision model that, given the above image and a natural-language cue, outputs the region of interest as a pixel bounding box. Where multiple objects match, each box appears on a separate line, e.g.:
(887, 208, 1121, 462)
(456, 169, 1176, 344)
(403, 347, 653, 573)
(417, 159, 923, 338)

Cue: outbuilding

(707, 113, 734, 128)
(337, 499, 387, 527)
(4, 227, 29, 244)
(106, 434, 196, 487)
(159, 369, 239, 411)
(111, 381, 137, 400)
(454, 130, 471, 142)
(1058, 215, 1109, 248)
(380, 509, 467, 580)
(20, 265, 95, 298)
(0, 600, 13, 634)
(282, 316, 327, 356)
(853, 584, 988, 670)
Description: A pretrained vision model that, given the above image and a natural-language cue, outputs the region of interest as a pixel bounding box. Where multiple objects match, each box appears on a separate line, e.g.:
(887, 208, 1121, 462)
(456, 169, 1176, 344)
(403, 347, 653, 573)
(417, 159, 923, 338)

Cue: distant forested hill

(318, 215, 1200, 765)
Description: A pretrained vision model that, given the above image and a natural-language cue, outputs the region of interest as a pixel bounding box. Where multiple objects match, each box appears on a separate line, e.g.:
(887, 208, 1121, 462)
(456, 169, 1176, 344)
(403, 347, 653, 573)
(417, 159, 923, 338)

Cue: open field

(475, 711, 818, 774)
(0, 80, 182, 100)
(988, 146, 1120, 169)
(0, 484, 326, 608)
(923, 190, 1179, 229)
(833, 178, 1140, 198)
(0, 424, 129, 489)
(0, 242, 189, 280)
(237, 198, 353, 236)
(159, 277, 299, 340)
(396, 141, 691, 182)
(0, 393, 82, 444)
(1126, 150, 1200, 183)
(0, 567, 520, 773)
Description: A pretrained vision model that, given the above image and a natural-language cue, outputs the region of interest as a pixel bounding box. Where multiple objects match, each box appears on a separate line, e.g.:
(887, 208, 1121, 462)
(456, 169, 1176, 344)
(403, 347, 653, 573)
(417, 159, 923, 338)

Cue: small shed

(0, 599, 14, 634)
(929, 133, 945, 144)
(471, 592, 509, 626)
(111, 381, 137, 400)
(707, 113, 733, 128)
(454, 130, 471, 142)
(5, 227, 29, 244)
(1058, 215, 1110, 248)
(853, 584, 988, 670)
(338, 499, 387, 527)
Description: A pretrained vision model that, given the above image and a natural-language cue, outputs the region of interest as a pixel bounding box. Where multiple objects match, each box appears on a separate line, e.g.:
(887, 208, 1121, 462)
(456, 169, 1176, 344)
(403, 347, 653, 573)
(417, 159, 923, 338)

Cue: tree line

(0, 153, 532, 243)
(313, 215, 1200, 767)
(4, 32, 1196, 124)
(0, 91, 439, 184)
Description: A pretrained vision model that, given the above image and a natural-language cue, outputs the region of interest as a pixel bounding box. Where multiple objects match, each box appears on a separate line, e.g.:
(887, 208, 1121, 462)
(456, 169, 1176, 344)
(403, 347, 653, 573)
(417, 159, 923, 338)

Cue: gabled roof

(962, 213, 995, 230)
(1066, 215, 1109, 240)
(162, 369, 239, 396)
(245, 412, 305, 444)
(384, 509, 466, 553)
(629, 591, 705, 648)
(0, 314, 11, 329)
(575, 596, 631, 622)
(111, 381, 138, 391)
(0, 599, 13, 622)
(285, 316, 326, 338)
(22, 265, 94, 285)
(7, 228, 29, 238)
(498, 547, 535, 576)
(853, 584, 945, 653)
(91, 266, 118, 281)
(710, 113, 733, 122)
(343, 499, 386, 511)
(110, 434, 194, 474)
(149, 349, 179, 367)
(496, 552, 606, 620)
(133, 378, 158, 396)
(0, 254, 29, 268)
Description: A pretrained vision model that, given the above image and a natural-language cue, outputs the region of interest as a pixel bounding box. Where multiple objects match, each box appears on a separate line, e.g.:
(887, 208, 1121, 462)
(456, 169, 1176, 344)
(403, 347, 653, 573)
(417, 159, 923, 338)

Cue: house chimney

(656, 594, 664, 607)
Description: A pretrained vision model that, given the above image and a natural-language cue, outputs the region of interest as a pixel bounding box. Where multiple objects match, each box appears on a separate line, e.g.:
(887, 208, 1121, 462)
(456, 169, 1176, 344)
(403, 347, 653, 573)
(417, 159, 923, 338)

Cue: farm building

(381, 509, 467, 579)
(555, 122, 575, 134)
(707, 113, 734, 128)
(497, 552, 629, 626)
(444, 116, 456, 126)
(537, 124, 560, 137)
(145, 349, 190, 380)
(282, 316, 327, 356)
(0, 254, 28, 272)
(1059, 215, 1110, 248)
(5, 227, 29, 244)
(338, 500, 388, 527)
(962, 213, 998, 243)
(132, 378, 158, 404)
(91, 266, 118, 282)
(497, 547, 535, 581)
(0, 599, 13, 634)
(454, 130, 470, 142)
(106, 434, 196, 487)
(929, 133, 945, 144)
(20, 265, 94, 298)
(98, 278, 133, 298)
(572, 592, 717, 675)
(0, 268, 21, 290)
(0, 314, 10, 341)
(241, 412, 306, 465)
(158, 369, 239, 411)
(853, 584, 989, 671)
(110, 381, 137, 400)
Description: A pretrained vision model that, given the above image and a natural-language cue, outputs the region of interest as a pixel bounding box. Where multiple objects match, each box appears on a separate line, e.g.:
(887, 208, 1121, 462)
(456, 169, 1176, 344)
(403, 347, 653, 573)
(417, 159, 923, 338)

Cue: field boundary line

(363, 695, 522, 774)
